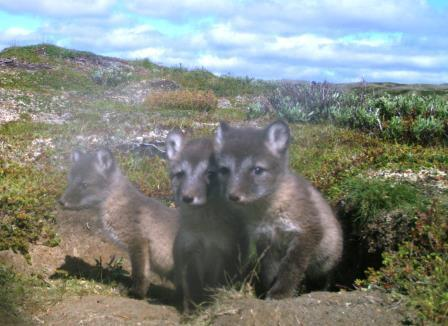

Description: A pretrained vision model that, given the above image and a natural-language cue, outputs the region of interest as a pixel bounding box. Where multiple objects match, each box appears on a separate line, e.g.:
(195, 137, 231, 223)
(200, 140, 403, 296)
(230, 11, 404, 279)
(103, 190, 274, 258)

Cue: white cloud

(0, 0, 115, 17)
(0, 27, 37, 47)
(126, 0, 234, 20)
(0, 0, 447, 83)
(2, 27, 33, 37)
(128, 47, 166, 60)
(196, 54, 243, 70)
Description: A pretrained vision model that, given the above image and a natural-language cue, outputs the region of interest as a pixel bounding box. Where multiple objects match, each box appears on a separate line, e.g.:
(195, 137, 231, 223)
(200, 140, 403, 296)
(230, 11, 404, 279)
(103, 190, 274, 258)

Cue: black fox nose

(58, 198, 66, 206)
(182, 196, 194, 204)
(228, 194, 240, 202)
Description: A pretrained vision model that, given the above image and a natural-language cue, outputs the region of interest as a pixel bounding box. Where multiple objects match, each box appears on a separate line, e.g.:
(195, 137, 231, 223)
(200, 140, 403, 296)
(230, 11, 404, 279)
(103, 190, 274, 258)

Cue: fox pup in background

(59, 148, 179, 299)
(166, 131, 248, 312)
(214, 120, 343, 299)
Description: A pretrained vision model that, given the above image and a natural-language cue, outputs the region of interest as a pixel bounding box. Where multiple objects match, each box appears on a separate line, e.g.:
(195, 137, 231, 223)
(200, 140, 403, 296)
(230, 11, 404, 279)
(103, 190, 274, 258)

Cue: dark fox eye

(253, 167, 265, 175)
(174, 171, 185, 178)
(80, 182, 88, 189)
(218, 167, 230, 175)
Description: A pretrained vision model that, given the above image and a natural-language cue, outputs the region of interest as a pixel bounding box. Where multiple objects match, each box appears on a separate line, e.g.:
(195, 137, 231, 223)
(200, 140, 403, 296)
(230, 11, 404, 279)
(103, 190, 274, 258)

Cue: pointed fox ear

(214, 121, 231, 151)
(95, 148, 115, 173)
(166, 129, 185, 160)
(71, 150, 84, 162)
(264, 120, 290, 156)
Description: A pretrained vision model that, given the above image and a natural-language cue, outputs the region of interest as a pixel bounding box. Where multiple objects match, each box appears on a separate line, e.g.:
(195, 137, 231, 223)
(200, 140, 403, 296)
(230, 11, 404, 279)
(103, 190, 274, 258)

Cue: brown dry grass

(145, 89, 217, 111)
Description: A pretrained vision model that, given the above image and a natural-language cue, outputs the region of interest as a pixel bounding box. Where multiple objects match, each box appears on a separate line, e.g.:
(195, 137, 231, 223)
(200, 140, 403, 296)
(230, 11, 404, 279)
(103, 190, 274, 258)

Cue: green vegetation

(0, 44, 447, 323)
(136, 59, 273, 96)
(0, 161, 62, 258)
(365, 198, 448, 323)
(117, 154, 171, 199)
(0, 263, 122, 323)
(0, 44, 96, 63)
(264, 82, 448, 145)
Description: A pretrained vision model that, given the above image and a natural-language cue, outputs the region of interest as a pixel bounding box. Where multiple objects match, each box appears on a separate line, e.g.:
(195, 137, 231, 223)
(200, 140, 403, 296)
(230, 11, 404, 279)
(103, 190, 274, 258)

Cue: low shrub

(268, 81, 342, 122)
(365, 199, 448, 323)
(145, 89, 217, 112)
(411, 116, 445, 144)
(384, 116, 405, 140)
(260, 82, 447, 145)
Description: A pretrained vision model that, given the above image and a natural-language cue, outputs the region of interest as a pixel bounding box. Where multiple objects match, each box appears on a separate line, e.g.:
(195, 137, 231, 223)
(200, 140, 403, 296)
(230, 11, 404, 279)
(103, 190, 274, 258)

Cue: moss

(338, 178, 427, 226)
(0, 161, 62, 257)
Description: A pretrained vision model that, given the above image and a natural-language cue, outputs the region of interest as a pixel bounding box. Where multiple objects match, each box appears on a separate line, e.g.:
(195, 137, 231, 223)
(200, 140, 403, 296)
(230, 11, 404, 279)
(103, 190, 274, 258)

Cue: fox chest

(252, 217, 301, 249)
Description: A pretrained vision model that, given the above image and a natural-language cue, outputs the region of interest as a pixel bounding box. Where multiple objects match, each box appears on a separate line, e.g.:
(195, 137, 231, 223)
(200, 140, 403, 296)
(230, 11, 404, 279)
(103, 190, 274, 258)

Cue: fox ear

(166, 130, 185, 160)
(214, 121, 230, 151)
(264, 120, 290, 156)
(71, 150, 84, 162)
(95, 148, 115, 173)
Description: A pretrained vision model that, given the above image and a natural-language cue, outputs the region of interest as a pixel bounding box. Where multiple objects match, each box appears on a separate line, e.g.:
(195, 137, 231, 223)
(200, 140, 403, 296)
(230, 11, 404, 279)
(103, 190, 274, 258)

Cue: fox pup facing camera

(59, 148, 179, 299)
(214, 120, 343, 299)
(166, 131, 248, 312)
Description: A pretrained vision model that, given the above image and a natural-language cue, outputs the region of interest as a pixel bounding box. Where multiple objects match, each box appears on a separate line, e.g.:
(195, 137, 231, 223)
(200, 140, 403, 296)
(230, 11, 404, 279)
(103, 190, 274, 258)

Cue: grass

(0, 44, 96, 64)
(0, 264, 122, 324)
(135, 59, 273, 97)
(145, 89, 218, 112)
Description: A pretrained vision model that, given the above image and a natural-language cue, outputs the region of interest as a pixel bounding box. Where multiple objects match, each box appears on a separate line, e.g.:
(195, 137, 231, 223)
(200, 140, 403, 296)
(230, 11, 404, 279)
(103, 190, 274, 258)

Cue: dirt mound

(0, 208, 134, 283)
(40, 295, 179, 325)
(0, 199, 410, 326)
(37, 289, 408, 325)
(203, 290, 409, 325)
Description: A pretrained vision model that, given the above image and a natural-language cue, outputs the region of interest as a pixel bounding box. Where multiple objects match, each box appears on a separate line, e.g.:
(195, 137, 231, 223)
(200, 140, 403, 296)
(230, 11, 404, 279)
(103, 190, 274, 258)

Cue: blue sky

(0, 0, 447, 83)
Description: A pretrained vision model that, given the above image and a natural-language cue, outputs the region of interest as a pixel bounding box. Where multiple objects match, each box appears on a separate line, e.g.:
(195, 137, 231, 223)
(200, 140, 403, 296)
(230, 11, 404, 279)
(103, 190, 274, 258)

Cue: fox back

(214, 120, 342, 298)
(60, 148, 179, 299)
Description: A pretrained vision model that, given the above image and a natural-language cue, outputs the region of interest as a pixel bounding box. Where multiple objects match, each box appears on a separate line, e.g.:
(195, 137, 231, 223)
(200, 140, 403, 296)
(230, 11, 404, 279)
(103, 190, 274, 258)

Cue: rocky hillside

(0, 44, 446, 324)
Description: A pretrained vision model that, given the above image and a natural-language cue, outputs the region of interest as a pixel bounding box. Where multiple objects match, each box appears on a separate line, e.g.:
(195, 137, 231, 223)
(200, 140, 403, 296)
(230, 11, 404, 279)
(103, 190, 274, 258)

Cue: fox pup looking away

(214, 120, 343, 299)
(59, 148, 179, 299)
(166, 131, 248, 312)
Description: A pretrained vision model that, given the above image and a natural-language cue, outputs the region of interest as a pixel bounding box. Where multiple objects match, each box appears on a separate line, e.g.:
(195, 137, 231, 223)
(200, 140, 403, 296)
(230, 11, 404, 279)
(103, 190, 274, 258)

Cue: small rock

(218, 98, 232, 109)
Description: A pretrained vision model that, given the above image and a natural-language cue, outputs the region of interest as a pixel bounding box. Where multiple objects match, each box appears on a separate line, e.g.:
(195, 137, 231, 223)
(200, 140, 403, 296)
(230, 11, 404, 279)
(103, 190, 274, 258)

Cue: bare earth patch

(199, 290, 409, 326)
(39, 295, 180, 325)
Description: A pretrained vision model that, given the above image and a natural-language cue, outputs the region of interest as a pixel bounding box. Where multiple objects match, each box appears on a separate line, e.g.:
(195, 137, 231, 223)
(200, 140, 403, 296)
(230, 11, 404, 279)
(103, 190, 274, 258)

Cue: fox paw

(129, 285, 148, 299)
(266, 284, 295, 300)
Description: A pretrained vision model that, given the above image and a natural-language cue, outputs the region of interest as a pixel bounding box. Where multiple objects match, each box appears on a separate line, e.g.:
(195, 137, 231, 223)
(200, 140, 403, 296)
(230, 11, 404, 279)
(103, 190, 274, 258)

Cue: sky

(0, 0, 447, 83)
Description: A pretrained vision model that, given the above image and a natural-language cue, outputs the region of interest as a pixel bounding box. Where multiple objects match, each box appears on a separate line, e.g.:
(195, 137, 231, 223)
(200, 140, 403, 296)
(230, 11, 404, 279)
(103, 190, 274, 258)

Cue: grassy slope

(0, 44, 447, 323)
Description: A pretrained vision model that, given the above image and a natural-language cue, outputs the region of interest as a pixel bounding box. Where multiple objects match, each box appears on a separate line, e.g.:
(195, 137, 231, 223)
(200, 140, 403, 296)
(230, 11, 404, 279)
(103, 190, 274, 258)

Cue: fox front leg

(265, 237, 310, 300)
(129, 240, 151, 299)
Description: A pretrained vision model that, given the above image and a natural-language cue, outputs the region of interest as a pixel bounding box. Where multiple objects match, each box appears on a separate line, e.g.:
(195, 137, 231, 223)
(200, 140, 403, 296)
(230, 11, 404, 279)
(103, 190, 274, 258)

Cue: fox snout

(58, 196, 75, 209)
(58, 196, 66, 207)
(180, 191, 206, 206)
(226, 181, 249, 203)
(227, 189, 249, 204)
(228, 193, 241, 202)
